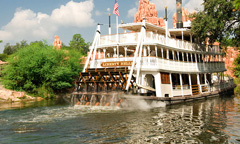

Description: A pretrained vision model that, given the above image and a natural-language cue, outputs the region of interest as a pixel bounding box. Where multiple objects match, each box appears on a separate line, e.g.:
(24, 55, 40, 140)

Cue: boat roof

(169, 28, 192, 37)
(119, 22, 166, 35)
(119, 22, 192, 37)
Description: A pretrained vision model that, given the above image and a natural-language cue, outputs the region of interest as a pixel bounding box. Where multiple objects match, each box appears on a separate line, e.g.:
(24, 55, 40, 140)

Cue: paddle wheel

(72, 67, 136, 106)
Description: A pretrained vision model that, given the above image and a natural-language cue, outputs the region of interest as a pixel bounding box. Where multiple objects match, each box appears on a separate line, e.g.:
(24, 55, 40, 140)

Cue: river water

(0, 94, 240, 144)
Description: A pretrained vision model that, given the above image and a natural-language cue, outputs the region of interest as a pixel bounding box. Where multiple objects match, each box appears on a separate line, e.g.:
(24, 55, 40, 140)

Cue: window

(161, 72, 170, 84)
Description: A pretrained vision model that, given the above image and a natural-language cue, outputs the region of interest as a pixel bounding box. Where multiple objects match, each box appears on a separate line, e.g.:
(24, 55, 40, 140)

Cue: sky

(0, 0, 204, 53)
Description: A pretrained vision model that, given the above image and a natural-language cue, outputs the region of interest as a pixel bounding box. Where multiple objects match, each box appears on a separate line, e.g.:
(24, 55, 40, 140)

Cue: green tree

(3, 43, 15, 55)
(3, 40, 29, 55)
(0, 40, 2, 43)
(0, 54, 8, 61)
(235, 0, 240, 10)
(2, 41, 83, 98)
(69, 34, 89, 54)
(191, 0, 240, 46)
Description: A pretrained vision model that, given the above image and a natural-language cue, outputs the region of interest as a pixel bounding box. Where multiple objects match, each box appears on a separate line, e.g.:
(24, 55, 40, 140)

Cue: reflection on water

(0, 95, 240, 143)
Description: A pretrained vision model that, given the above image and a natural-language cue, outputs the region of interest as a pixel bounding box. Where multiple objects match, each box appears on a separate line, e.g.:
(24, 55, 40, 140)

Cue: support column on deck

(188, 74, 192, 95)
(124, 47, 127, 58)
(172, 50, 175, 60)
(204, 73, 208, 92)
(180, 74, 184, 96)
(177, 51, 180, 61)
(182, 52, 184, 61)
(155, 46, 158, 57)
(154, 72, 162, 97)
(170, 73, 173, 97)
(197, 74, 202, 93)
(191, 53, 193, 62)
(147, 46, 150, 64)
(103, 49, 106, 59)
(167, 49, 169, 59)
(182, 30, 184, 48)
(143, 46, 147, 57)
(114, 48, 117, 57)
(98, 49, 101, 59)
(141, 73, 146, 93)
(161, 48, 164, 58)
(195, 53, 197, 63)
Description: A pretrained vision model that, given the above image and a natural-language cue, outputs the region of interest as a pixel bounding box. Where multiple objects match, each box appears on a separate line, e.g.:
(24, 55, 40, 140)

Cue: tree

(3, 43, 15, 55)
(190, 0, 240, 47)
(3, 40, 29, 55)
(2, 41, 83, 98)
(0, 40, 2, 43)
(235, 0, 240, 10)
(0, 54, 8, 61)
(69, 34, 89, 54)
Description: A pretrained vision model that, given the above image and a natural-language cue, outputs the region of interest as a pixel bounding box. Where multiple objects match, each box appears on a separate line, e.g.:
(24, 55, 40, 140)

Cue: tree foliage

(0, 54, 8, 61)
(3, 40, 29, 55)
(2, 41, 83, 98)
(190, 0, 240, 47)
(69, 34, 89, 54)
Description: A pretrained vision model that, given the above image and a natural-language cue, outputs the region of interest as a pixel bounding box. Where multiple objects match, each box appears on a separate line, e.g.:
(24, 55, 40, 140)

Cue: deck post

(141, 73, 146, 93)
(180, 74, 184, 96)
(98, 49, 101, 59)
(204, 73, 208, 92)
(124, 47, 127, 58)
(191, 53, 193, 62)
(177, 51, 180, 61)
(197, 74, 202, 93)
(113, 48, 117, 57)
(147, 45, 150, 64)
(154, 72, 162, 97)
(170, 73, 173, 97)
(103, 49, 106, 59)
(143, 46, 147, 56)
(188, 74, 192, 95)
(155, 46, 158, 57)
(172, 50, 175, 60)
(181, 30, 184, 48)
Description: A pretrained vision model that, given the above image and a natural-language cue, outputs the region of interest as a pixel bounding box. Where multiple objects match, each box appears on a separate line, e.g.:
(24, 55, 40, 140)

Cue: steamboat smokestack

(176, 0, 183, 28)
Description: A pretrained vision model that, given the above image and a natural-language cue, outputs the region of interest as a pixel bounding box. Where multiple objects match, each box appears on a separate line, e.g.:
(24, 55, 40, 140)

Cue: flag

(113, 0, 119, 16)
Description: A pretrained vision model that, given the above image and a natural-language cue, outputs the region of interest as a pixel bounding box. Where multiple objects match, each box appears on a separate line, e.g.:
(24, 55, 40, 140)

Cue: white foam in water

(73, 105, 121, 111)
(123, 98, 166, 110)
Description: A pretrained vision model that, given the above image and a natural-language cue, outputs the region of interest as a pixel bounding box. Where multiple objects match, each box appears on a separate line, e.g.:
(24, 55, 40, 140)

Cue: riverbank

(0, 84, 43, 103)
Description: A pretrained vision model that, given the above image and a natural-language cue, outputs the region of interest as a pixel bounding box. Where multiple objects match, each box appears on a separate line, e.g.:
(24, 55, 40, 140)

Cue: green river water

(0, 94, 240, 144)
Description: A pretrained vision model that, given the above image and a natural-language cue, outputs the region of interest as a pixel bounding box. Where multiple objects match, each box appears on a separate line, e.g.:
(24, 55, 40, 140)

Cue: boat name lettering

(101, 61, 133, 67)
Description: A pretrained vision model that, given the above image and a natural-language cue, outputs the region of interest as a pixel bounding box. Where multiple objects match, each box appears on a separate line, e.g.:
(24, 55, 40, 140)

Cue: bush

(0, 54, 8, 61)
(2, 41, 83, 98)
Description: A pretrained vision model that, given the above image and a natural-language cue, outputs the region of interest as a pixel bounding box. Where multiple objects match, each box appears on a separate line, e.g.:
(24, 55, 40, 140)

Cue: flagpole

(116, 15, 119, 58)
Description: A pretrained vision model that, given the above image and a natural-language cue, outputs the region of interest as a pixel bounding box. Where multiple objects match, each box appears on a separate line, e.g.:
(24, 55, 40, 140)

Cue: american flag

(113, 0, 119, 16)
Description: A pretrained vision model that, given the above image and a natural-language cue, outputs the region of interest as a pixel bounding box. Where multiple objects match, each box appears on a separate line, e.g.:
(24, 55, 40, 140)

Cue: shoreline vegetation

(0, 34, 88, 102)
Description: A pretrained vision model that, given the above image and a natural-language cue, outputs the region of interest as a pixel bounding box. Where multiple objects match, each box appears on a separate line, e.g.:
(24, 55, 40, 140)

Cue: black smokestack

(176, 0, 183, 28)
(165, 6, 168, 21)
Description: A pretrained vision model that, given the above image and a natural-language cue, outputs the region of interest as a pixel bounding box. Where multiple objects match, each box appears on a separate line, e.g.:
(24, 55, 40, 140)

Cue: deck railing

(91, 57, 226, 73)
(99, 32, 221, 53)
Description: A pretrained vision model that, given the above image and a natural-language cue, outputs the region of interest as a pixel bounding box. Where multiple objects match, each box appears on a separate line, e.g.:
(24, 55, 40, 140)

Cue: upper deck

(98, 22, 221, 54)
(84, 20, 225, 74)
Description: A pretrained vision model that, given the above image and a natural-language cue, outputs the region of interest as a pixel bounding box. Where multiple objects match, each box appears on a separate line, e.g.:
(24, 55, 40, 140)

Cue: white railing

(99, 32, 221, 54)
(91, 57, 226, 73)
(100, 32, 139, 45)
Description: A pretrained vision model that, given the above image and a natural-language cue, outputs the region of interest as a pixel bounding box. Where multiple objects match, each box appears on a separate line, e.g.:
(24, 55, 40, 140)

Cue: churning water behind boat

(0, 95, 240, 143)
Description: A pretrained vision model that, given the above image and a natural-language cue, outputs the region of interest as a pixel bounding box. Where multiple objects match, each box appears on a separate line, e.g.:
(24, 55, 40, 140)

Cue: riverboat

(71, 0, 235, 106)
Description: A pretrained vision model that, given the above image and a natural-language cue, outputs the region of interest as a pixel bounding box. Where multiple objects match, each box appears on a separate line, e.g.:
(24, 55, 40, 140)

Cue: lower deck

(138, 71, 233, 98)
